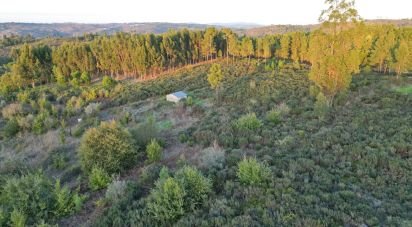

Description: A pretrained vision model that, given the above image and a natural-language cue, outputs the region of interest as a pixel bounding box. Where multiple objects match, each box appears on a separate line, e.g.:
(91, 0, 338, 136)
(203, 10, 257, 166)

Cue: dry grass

(0, 130, 80, 173)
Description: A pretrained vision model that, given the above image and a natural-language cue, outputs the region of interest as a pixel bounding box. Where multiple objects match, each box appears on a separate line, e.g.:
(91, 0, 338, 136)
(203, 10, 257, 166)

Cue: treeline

(0, 34, 35, 48)
(0, 24, 411, 94)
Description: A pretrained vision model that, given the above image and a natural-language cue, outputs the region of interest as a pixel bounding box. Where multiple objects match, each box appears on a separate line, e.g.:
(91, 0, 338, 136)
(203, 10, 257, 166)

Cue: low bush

(32, 112, 48, 135)
(81, 72, 91, 84)
(89, 166, 112, 191)
(265, 109, 281, 124)
(146, 139, 163, 163)
(102, 76, 116, 90)
(237, 157, 271, 186)
(234, 113, 262, 132)
(3, 118, 20, 138)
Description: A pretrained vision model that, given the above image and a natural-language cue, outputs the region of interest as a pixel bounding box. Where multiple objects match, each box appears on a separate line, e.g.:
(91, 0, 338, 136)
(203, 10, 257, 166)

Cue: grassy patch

(157, 120, 173, 130)
(394, 85, 412, 94)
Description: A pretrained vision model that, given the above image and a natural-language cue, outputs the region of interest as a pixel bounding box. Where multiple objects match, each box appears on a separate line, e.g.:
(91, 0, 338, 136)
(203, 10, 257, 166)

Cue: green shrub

(10, 209, 26, 227)
(0, 172, 83, 226)
(119, 111, 132, 126)
(89, 166, 112, 191)
(147, 177, 185, 223)
(102, 76, 116, 90)
(314, 92, 328, 119)
(174, 166, 212, 210)
(81, 71, 91, 84)
(17, 91, 30, 104)
(237, 157, 271, 186)
(32, 112, 48, 135)
(146, 139, 163, 163)
(70, 78, 81, 87)
(186, 96, 194, 106)
(71, 71, 81, 80)
(55, 73, 66, 86)
(265, 109, 281, 124)
(3, 118, 20, 138)
(235, 113, 262, 132)
(53, 180, 85, 216)
(78, 121, 137, 174)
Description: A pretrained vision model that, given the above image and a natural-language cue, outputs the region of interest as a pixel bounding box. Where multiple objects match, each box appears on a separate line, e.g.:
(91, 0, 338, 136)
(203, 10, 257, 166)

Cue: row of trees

(1, 22, 411, 93)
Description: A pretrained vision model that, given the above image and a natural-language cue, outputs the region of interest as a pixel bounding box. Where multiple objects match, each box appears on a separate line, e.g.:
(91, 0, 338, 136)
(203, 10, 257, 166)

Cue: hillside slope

(0, 22, 214, 38)
(1, 19, 411, 38)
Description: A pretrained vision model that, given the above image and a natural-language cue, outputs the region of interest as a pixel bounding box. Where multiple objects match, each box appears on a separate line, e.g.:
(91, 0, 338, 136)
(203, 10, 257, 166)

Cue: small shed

(166, 91, 187, 103)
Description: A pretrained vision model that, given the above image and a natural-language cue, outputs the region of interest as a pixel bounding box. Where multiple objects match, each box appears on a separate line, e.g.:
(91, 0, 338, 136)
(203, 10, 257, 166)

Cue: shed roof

(169, 91, 187, 98)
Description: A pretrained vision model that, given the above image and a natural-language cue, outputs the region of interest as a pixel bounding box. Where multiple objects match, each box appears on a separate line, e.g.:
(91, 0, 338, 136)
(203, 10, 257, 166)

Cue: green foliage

(3, 118, 20, 138)
(394, 85, 412, 95)
(174, 166, 212, 210)
(55, 73, 66, 86)
(88, 166, 112, 191)
(235, 113, 262, 132)
(80, 71, 91, 84)
(79, 121, 136, 174)
(237, 157, 271, 186)
(146, 139, 163, 163)
(53, 180, 85, 216)
(10, 209, 26, 227)
(265, 109, 281, 124)
(207, 63, 223, 90)
(147, 177, 185, 223)
(185, 96, 194, 106)
(70, 78, 81, 87)
(0, 172, 83, 226)
(102, 76, 116, 90)
(32, 112, 48, 135)
(314, 92, 328, 118)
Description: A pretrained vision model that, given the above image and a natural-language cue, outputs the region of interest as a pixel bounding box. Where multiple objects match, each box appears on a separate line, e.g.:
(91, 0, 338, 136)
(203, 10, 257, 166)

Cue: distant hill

(0, 19, 411, 38)
(243, 19, 412, 36)
(0, 22, 216, 38)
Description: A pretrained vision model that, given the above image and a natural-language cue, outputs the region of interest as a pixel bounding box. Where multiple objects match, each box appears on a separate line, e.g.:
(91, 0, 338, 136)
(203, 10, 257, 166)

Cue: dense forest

(0, 0, 411, 226)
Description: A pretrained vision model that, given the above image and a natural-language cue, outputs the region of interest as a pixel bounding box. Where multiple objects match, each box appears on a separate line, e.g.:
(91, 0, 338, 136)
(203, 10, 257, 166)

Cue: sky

(0, 0, 410, 25)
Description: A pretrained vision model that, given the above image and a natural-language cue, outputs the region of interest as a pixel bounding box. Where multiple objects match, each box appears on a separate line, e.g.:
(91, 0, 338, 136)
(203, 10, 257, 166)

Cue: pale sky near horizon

(0, 0, 410, 25)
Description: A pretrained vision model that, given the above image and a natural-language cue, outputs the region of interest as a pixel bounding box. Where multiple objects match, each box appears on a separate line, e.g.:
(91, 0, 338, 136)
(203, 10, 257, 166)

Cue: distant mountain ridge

(0, 19, 411, 38)
(0, 22, 215, 38)
(244, 19, 412, 36)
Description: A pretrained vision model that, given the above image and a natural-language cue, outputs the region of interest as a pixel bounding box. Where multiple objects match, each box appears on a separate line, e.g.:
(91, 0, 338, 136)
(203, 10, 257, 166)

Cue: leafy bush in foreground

(78, 120, 137, 174)
(147, 177, 185, 224)
(0, 172, 84, 226)
(175, 166, 212, 211)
